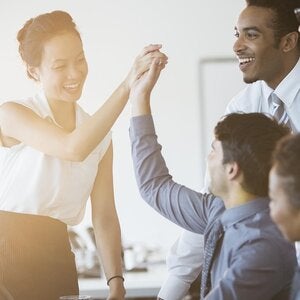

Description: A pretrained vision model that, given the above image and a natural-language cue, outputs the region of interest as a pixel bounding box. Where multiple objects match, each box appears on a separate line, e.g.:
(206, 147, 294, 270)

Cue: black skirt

(0, 210, 79, 300)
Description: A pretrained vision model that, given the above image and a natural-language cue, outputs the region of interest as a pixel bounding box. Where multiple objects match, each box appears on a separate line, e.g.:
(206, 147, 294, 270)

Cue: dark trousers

(0, 211, 79, 300)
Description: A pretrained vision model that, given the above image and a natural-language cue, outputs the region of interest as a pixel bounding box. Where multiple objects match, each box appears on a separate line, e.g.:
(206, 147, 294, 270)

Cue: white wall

(0, 0, 245, 252)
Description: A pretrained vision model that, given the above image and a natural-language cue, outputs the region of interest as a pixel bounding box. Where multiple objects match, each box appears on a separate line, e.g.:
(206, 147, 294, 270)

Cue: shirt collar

(35, 90, 80, 127)
(262, 58, 300, 107)
(221, 197, 269, 230)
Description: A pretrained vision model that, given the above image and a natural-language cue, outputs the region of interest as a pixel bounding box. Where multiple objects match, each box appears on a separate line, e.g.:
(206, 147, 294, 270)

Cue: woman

(0, 10, 167, 300)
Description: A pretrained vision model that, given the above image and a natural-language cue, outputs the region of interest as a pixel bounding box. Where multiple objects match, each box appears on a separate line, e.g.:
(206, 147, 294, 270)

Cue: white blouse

(0, 92, 111, 225)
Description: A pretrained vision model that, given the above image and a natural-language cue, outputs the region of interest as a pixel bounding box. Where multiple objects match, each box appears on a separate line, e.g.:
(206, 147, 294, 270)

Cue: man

(160, 0, 300, 298)
(269, 134, 300, 300)
(128, 59, 297, 299)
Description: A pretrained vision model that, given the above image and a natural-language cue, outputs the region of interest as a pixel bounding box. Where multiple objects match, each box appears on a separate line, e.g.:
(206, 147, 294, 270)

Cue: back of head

(246, 0, 300, 47)
(214, 113, 290, 197)
(272, 134, 300, 209)
(17, 10, 81, 79)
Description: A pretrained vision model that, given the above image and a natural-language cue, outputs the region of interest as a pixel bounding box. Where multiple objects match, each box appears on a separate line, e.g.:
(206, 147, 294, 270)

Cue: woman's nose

(66, 65, 81, 79)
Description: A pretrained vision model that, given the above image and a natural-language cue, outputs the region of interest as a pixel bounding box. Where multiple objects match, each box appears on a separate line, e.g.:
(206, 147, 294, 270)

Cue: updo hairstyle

(17, 10, 81, 80)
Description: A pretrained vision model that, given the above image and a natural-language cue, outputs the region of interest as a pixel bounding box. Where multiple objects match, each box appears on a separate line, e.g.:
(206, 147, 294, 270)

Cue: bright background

(0, 0, 245, 253)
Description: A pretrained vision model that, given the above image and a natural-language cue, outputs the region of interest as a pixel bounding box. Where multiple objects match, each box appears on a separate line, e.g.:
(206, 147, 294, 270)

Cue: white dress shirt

(0, 92, 111, 225)
(158, 58, 300, 300)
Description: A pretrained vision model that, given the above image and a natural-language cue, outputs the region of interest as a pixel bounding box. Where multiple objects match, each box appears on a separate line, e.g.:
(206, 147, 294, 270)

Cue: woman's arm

(0, 44, 166, 161)
(90, 142, 125, 299)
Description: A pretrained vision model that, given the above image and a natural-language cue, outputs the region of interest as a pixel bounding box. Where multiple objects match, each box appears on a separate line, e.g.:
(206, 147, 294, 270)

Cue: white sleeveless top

(0, 92, 112, 225)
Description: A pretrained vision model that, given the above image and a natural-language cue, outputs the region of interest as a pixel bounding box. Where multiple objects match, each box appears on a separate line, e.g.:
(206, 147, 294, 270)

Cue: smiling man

(161, 1, 300, 298)
(233, 2, 299, 89)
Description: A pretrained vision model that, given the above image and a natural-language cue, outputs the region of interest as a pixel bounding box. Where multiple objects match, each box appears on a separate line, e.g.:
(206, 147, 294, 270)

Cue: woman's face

(269, 166, 300, 242)
(32, 32, 88, 103)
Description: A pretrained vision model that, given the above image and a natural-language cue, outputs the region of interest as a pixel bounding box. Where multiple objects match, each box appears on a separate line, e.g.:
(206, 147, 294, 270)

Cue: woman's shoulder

(0, 94, 44, 116)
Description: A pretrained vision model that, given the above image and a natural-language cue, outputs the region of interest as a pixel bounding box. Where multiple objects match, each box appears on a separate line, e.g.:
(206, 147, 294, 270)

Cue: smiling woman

(0, 10, 167, 300)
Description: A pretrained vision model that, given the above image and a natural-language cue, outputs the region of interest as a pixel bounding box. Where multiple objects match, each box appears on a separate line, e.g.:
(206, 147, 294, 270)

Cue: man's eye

(246, 32, 258, 39)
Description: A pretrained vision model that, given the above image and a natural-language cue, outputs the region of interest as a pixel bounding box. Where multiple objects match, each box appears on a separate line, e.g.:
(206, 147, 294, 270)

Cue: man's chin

(243, 75, 259, 84)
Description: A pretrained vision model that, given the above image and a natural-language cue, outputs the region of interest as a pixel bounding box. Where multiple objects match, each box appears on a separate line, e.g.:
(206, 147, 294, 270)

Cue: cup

(59, 296, 92, 300)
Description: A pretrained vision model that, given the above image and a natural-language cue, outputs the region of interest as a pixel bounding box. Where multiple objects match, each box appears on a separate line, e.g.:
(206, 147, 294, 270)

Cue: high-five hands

(126, 44, 168, 94)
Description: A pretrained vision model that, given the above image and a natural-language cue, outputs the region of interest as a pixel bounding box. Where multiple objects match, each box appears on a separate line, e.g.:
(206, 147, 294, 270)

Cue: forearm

(130, 93, 151, 117)
(158, 231, 204, 299)
(93, 214, 125, 298)
(94, 218, 123, 277)
(68, 81, 129, 161)
(130, 115, 213, 233)
(91, 145, 125, 298)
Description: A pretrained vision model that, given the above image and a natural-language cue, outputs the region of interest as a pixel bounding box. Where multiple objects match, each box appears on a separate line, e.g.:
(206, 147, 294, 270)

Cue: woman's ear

(27, 65, 40, 81)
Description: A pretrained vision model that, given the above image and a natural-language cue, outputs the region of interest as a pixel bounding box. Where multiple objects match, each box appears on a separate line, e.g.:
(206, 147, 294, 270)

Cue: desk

(79, 264, 166, 299)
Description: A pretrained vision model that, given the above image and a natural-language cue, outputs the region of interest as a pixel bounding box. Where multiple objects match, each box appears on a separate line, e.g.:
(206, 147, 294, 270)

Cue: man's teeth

(64, 83, 79, 89)
(239, 57, 255, 64)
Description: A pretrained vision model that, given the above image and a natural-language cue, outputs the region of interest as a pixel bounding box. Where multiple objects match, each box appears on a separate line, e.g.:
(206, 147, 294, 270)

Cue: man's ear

(27, 65, 40, 81)
(280, 31, 299, 53)
(226, 161, 240, 181)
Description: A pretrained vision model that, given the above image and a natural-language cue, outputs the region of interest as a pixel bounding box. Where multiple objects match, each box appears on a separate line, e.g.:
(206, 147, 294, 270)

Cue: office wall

(0, 0, 245, 252)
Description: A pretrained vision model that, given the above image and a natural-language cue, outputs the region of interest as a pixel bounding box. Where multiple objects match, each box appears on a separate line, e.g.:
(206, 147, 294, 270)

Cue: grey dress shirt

(130, 115, 297, 300)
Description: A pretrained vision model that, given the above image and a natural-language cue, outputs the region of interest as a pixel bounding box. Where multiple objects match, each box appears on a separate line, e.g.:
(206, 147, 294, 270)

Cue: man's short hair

(246, 0, 300, 48)
(214, 113, 290, 197)
(272, 133, 300, 209)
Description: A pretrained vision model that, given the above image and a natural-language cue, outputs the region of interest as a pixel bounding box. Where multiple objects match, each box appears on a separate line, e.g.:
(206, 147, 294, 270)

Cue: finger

(148, 58, 165, 79)
(134, 52, 168, 81)
(140, 44, 162, 56)
(144, 51, 168, 63)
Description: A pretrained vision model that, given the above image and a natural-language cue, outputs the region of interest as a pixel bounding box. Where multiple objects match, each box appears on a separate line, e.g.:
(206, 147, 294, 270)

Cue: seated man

(128, 59, 297, 299)
(269, 133, 300, 300)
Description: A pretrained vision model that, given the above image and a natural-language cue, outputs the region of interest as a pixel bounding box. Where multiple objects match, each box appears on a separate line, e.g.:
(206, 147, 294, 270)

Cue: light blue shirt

(130, 115, 297, 300)
(226, 58, 300, 133)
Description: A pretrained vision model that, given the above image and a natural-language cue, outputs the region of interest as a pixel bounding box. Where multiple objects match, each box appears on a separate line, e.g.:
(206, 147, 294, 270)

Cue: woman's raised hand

(125, 44, 168, 91)
(129, 45, 168, 101)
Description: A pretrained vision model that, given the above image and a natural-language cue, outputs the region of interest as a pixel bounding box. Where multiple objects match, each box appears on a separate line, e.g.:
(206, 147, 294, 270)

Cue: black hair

(214, 112, 290, 197)
(272, 134, 300, 209)
(246, 0, 300, 48)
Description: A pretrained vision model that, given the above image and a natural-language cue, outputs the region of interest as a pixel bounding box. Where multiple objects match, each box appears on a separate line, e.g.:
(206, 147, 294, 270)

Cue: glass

(59, 296, 92, 300)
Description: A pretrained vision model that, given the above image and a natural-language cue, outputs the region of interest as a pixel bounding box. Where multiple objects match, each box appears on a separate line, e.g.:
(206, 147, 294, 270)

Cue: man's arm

(158, 85, 253, 299)
(158, 231, 204, 300)
(130, 114, 222, 234)
(129, 59, 223, 299)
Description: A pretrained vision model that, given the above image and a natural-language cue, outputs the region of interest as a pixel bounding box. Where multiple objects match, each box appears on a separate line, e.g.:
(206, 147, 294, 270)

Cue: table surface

(79, 264, 167, 298)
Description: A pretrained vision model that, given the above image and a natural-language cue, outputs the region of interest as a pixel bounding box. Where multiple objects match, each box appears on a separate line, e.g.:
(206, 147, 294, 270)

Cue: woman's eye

(53, 65, 65, 70)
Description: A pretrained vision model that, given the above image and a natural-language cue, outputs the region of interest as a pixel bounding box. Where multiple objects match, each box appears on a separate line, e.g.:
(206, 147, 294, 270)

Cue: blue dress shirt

(130, 115, 297, 300)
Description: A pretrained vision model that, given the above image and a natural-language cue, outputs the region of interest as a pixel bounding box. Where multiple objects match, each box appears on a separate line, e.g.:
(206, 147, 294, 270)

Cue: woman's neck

(47, 99, 76, 132)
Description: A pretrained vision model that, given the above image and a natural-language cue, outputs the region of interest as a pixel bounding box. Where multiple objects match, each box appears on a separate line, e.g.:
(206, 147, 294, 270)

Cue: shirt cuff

(130, 115, 155, 137)
(158, 275, 190, 300)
